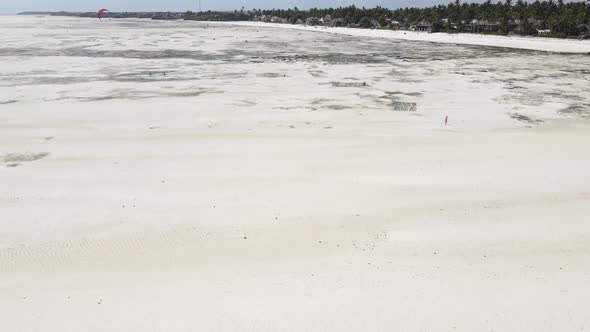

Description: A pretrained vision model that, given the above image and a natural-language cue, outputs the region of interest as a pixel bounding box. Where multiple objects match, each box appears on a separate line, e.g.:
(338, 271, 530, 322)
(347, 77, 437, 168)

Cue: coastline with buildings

(18, 1, 590, 41)
(18, 9, 590, 53)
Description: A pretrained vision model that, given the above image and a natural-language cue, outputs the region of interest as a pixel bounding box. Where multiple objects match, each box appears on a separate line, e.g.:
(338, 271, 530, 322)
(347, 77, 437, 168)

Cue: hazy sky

(1, 0, 456, 14)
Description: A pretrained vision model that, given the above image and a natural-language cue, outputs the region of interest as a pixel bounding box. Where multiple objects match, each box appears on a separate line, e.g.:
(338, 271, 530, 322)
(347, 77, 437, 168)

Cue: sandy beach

(1, 16, 590, 331)
(215, 20, 590, 53)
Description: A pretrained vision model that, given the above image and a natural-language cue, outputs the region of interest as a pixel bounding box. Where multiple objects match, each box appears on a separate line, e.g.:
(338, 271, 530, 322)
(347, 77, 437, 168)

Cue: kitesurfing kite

(97, 9, 109, 20)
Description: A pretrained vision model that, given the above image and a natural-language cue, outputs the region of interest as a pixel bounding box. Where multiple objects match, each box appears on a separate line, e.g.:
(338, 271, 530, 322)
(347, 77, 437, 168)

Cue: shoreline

(9, 14, 590, 53)
(206, 20, 590, 54)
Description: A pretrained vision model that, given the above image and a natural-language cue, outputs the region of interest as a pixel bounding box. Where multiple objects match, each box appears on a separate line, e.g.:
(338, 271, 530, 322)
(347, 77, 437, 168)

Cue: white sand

(1, 16, 590, 331)
(216, 21, 590, 53)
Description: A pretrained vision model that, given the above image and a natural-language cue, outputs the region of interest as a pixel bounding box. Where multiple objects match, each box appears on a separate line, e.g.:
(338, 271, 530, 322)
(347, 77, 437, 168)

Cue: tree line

(24, 0, 590, 38)
(185, 1, 589, 37)
(246, 0, 589, 37)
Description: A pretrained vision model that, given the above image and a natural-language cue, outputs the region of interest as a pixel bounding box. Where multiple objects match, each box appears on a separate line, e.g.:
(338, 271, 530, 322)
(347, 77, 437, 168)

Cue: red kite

(97, 9, 109, 20)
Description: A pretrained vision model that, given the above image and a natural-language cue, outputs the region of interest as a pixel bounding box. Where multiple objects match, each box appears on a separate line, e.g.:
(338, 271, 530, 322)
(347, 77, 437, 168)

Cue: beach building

(306, 17, 320, 26)
(465, 20, 500, 33)
(254, 14, 267, 21)
(370, 19, 382, 29)
(507, 19, 520, 32)
(415, 21, 432, 32)
(331, 18, 345, 27)
(270, 16, 287, 23)
(580, 24, 589, 38)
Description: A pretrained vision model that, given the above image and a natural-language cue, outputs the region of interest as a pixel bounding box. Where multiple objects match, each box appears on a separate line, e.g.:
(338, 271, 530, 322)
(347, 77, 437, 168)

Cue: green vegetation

(247, 1, 589, 37)
(20, 0, 590, 38)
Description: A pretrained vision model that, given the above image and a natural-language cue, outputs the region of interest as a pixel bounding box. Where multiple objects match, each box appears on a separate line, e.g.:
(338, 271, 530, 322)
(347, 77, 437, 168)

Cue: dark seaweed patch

(2, 152, 49, 163)
(392, 101, 417, 112)
(509, 113, 543, 124)
(558, 104, 590, 117)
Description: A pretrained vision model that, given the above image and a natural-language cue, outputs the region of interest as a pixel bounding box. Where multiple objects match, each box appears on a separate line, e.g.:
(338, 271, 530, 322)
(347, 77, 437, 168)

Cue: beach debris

(327, 81, 369, 88)
(44, 136, 54, 140)
(6, 163, 21, 168)
(384, 91, 423, 97)
(273, 106, 316, 112)
(308, 68, 325, 77)
(391, 101, 417, 112)
(379, 92, 419, 112)
(258, 72, 284, 78)
(243, 236, 247, 240)
(445, 115, 448, 125)
(322, 105, 352, 110)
